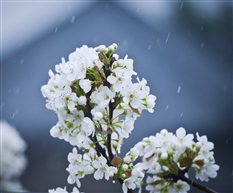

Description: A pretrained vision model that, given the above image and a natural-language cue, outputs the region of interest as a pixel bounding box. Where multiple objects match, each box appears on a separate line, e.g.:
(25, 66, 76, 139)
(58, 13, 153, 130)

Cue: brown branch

(107, 133, 114, 161)
(178, 174, 218, 193)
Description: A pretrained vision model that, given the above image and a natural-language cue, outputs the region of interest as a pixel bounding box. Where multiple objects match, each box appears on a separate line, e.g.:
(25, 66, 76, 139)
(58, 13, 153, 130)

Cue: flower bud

(161, 129, 168, 135)
(130, 147, 140, 157)
(108, 43, 118, 51)
(161, 152, 168, 160)
(95, 45, 106, 52)
(122, 164, 128, 170)
(123, 156, 131, 163)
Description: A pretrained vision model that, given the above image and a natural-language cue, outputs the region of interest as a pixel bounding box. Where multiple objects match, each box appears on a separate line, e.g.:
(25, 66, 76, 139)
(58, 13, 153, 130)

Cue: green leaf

(71, 80, 85, 96)
(98, 52, 110, 65)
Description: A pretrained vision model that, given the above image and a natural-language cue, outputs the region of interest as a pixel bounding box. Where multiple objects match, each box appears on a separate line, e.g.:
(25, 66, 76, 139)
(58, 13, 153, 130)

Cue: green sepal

(71, 80, 85, 96)
(99, 52, 110, 65)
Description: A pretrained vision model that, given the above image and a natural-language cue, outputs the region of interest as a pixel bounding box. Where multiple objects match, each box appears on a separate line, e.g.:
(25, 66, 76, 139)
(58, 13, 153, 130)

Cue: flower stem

(178, 174, 218, 193)
(107, 133, 114, 161)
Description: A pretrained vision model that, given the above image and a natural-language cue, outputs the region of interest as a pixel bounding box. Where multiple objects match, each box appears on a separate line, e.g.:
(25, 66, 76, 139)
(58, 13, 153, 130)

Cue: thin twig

(107, 133, 114, 161)
(178, 174, 218, 193)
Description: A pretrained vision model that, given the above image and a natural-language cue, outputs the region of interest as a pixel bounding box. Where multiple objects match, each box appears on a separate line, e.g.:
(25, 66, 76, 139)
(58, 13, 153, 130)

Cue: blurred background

(1, 1, 232, 192)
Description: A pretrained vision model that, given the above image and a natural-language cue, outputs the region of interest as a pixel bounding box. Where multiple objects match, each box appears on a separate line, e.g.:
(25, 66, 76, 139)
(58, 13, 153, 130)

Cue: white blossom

(48, 187, 68, 193)
(41, 43, 156, 146)
(92, 156, 117, 180)
(79, 79, 91, 93)
(0, 121, 27, 179)
(124, 127, 219, 192)
(195, 163, 219, 182)
(122, 164, 144, 193)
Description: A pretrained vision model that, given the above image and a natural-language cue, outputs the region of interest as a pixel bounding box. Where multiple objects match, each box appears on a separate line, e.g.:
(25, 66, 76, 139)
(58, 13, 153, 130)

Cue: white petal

(92, 160, 101, 169)
(176, 127, 186, 138)
(107, 76, 117, 84)
(94, 169, 104, 180)
(67, 175, 75, 184)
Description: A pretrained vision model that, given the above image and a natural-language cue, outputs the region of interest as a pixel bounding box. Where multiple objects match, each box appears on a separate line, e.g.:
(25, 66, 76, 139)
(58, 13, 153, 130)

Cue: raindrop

(71, 16, 76, 23)
(180, 2, 184, 9)
(180, 112, 183, 117)
(201, 26, 204, 31)
(225, 139, 228, 144)
(20, 58, 24, 64)
(148, 45, 151, 50)
(137, 8, 140, 13)
(177, 85, 181, 93)
(55, 27, 58, 33)
(200, 42, 205, 49)
(105, 3, 109, 9)
(166, 105, 169, 111)
(14, 88, 20, 94)
(165, 32, 170, 43)
(223, 85, 228, 92)
(12, 109, 19, 119)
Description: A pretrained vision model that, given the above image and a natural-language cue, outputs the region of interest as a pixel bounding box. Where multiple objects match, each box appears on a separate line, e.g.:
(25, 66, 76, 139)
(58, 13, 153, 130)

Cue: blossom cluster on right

(122, 127, 219, 193)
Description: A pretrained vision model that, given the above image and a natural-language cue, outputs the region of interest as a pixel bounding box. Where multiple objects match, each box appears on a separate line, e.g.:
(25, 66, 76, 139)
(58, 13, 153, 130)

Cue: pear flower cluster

(41, 43, 156, 192)
(0, 121, 27, 180)
(42, 44, 219, 193)
(122, 127, 219, 193)
(41, 43, 156, 150)
(66, 147, 117, 188)
(0, 121, 27, 192)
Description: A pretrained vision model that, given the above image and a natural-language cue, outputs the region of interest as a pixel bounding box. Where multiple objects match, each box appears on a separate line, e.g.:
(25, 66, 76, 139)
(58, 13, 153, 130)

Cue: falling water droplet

(201, 26, 204, 31)
(148, 45, 151, 50)
(223, 85, 228, 92)
(137, 8, 140, 13)
(12, 109, 19, 119)
(105, 3, 109, 9)
(165, 32, 170, 43)
(180, 2, 184, 9)
(55, 27, 58, 33)
(177, 85, 181, 93)
(166, 105, 169, 111)
(200, 42, 205, 49)
(20, 58, 24, 64)
(14, 88, 20, 94)
(71, 16, 76, 23)
(225, 139, 229, 144)
(180, 112, 183, 117)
